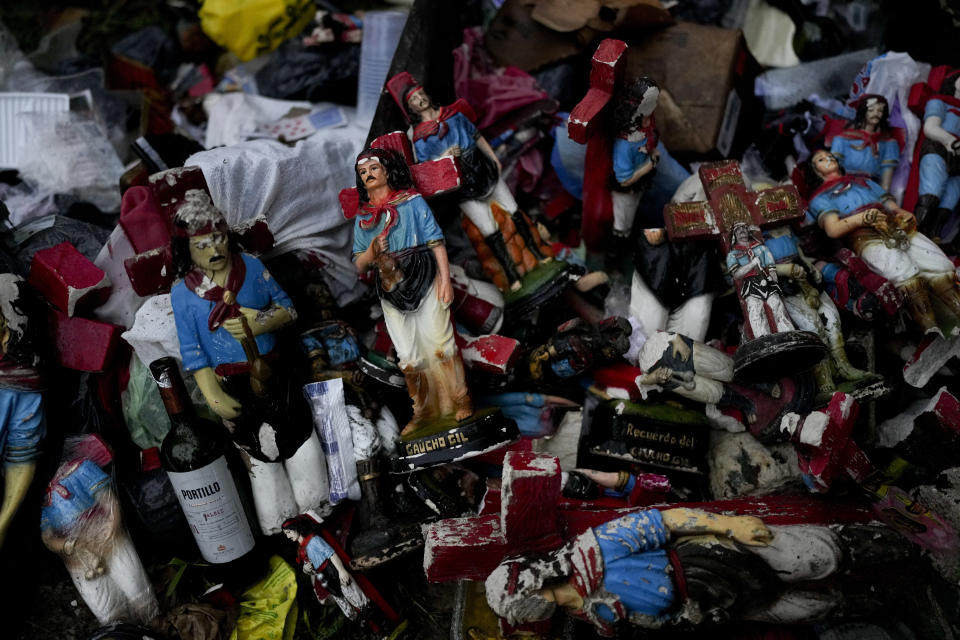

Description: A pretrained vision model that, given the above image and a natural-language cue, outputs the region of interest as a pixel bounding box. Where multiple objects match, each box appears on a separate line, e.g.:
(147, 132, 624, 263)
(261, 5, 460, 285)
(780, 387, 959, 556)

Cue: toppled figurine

(486, 507, 914, 633)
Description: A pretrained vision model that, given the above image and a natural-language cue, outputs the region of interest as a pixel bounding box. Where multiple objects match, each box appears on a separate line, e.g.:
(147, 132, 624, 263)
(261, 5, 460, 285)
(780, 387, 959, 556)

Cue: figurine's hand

(670, 337, 692, 362)
(436, 277, 454, 306)
(223, 307, 263, 339)
(951, 138, 960, 154)
(862, 209, 888, 230)
(643, 367, 673, 385)
(789, 264, 806, 280)
(337, 567, 353, 586)
(208, 389, 242, 420)
(726, 515, 773, 546)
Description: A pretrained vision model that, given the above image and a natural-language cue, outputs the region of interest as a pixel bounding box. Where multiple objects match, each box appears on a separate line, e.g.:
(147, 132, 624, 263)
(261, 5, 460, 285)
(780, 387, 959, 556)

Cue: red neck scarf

(357, 189, 417, 236)
(185, 253, 246, 332)
(810, 174, 872, 201)
(413, 106, 450, 142)
(837, 128, 897, 154)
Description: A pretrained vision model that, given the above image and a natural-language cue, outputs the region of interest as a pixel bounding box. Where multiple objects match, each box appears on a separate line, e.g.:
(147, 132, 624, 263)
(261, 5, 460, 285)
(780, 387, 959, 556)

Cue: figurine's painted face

(189, 231, 230, 273)
(864, 99, 885, 127)
(357, 158, 388, 191)
(733, 225, 750, 245)
(812, 150, 840, 177)
(406, 88, 432, 118)
(283, 529, 300, 543)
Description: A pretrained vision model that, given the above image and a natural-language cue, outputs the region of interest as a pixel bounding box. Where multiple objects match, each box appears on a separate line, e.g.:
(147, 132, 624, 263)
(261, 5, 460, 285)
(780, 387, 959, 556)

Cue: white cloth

(186, 135, 366, 307)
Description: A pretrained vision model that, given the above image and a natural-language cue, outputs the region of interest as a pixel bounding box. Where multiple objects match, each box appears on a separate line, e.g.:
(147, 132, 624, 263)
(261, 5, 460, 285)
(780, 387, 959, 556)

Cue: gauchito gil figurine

(802, 149, 960, 336)
(485, 508, 914, 634)
(386, 72, 553, 292)
(165, 171, 328, 535)
(909, 67, 960, 240)
(344, 148, 517, 469)
(0, 274, 45, 549)
(349, 148, 473, 434)
(41, 435, 159, 626)
(826, 94, 903, 193)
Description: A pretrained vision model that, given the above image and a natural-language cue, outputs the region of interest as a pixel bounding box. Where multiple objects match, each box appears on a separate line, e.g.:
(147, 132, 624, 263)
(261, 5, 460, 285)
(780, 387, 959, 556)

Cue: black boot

(511, 211, 550, 262)
(485, 231, 523, 291)
(915, 194, 942, 238)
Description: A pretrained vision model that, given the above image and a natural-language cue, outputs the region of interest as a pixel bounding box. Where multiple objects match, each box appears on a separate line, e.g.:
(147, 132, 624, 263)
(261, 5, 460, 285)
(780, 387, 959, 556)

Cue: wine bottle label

(167, 456, 255, 563)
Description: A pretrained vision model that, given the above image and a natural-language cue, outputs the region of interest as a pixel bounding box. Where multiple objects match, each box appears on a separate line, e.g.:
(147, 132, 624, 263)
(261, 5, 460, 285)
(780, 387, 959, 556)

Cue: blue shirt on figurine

(172, 253, 294, 372)
(413, 112, 479, 162)
(351, 193, 444, 256)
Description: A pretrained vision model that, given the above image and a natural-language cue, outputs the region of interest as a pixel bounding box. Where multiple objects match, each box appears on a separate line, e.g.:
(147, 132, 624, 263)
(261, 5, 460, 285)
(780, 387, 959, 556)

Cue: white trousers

(67, 532, 159, 625)
(630, 270, 715, 342)
(381, 282, 456, 370)
(612, 190, 643, 236)
(461, 178, 518, 237)
(246, 429, 329, 535)
(859, 233, 955, 286)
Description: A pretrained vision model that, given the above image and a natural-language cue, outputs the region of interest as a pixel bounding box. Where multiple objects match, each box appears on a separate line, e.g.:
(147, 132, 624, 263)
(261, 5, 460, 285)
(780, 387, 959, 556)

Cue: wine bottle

(150, 357, 255, 564)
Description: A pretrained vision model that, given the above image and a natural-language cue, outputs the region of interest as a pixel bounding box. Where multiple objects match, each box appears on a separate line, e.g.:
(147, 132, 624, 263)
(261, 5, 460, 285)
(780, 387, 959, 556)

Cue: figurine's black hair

(800, 149, 845, 194)
(612, 77, 659, 134)
(940, 72, 960, 99)
(4, 278, 45, 368)
(171, 232, 243, 280)
(281, 515, 319, 539)
(852, 95, 890, 131)
(355, 148, 415, 202)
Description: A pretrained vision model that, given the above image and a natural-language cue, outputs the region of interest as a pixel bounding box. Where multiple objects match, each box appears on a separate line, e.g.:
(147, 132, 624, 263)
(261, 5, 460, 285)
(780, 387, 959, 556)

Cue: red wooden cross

(568, 38, 629, 253)
(339, 131, 462, 216)
(664, 160, 804, 252)
(423, 450, 872, 584)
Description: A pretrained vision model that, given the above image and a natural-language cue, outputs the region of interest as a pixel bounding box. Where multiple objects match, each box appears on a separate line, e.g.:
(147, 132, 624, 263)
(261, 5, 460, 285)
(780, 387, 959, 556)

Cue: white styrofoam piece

(0, 92, 70, 168)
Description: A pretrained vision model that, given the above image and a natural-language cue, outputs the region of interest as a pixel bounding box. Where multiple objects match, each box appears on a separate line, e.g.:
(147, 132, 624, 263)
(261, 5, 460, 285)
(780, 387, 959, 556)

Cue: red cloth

(809, 174, 872, 200)
(452, 27, 551, 130)
(355, 188, 418, 234)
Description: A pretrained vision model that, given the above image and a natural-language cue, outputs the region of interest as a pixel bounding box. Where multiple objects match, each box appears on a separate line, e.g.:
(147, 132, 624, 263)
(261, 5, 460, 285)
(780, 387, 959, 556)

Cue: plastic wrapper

(228, 555, 298, 640)
(255, 38, 360, 103)
(755, 48, 879, 111)
(303, 378, 360, 504)
(11, 214, 111, 269)
(39, 434, 159, 626)
(199, 0, 315, 62)
(121, 354, 217, 450)
(16, 111, 124, 212)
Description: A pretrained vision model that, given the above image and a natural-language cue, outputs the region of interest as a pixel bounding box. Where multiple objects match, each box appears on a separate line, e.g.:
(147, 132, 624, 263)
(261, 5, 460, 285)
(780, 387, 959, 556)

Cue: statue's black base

(349, 521, 425, 570)
(391, 408, 518, 472)
(734, 330, 826, 382)
(359, 351, 406, 388)
(503, 260, 574, 324)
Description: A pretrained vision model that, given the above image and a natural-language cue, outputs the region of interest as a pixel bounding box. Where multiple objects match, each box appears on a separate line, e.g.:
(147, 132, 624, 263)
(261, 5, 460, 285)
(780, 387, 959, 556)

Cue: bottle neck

(153, 364, 195, 421)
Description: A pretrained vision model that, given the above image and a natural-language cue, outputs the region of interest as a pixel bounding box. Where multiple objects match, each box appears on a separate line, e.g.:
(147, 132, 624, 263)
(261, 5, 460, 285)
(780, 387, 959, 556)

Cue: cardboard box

(624, 21, 761, 158)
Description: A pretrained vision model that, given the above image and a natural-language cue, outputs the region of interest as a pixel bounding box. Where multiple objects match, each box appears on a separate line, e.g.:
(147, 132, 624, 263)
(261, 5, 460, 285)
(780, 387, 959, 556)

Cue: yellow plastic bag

(199, 0, 315, 62)
(229, 555, 299, 640)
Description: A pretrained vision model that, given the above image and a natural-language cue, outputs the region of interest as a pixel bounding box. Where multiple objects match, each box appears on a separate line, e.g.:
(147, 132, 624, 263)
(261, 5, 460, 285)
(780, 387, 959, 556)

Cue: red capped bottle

(150, 357, 255, 564)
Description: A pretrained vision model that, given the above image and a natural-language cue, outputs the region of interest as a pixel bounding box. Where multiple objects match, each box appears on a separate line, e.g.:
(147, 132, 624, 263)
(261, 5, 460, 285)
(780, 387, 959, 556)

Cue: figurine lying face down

(486, 507, 914, 634)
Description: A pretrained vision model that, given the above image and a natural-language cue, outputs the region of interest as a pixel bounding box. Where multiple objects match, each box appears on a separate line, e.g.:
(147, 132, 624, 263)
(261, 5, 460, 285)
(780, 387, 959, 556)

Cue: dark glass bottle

(151, 357, 255, 564)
